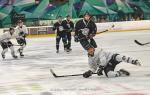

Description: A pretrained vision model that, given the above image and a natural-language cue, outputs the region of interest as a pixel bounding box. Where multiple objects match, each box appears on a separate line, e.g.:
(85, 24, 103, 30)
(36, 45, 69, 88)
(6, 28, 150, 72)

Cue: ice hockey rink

(0, 30, 150, 95)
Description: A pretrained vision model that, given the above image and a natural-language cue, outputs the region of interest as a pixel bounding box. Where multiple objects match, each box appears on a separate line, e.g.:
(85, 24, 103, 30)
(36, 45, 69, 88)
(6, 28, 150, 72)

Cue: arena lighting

(51, 14, 54, 16)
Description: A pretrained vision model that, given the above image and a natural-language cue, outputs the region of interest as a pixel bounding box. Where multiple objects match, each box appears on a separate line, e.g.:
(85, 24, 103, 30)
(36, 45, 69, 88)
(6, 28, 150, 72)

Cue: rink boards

(1, 20, 150, 37)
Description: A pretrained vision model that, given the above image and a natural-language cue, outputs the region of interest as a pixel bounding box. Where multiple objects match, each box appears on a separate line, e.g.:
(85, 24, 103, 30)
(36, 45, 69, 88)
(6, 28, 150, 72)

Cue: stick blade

(134, 40, 143, 46)
(50, 69, 57, 78)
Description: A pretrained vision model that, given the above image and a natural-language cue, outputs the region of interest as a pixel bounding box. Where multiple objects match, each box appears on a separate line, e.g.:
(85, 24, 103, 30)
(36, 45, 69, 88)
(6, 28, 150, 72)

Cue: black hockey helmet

(66, 15, 70, 18)
(9, 27, 14, 31)
(17, 20, 23, 23)
(84, 11, 91, 17)
(57, 15, 62, 19)
(9, 27, 15, 34)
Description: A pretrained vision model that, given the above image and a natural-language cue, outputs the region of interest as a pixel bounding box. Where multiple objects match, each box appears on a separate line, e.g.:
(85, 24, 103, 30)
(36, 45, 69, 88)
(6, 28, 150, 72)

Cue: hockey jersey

(15, 25, 28, 38)
(53, 21, 65, 35)
(0, 32, 16, 42)
(62, 20, 74, 32)
(75, 19, 97, 39)
(88, 49, 114, 72)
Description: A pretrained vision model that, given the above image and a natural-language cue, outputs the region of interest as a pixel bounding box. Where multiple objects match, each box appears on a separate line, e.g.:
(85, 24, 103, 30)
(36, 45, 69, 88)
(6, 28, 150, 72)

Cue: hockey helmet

(84, 12, 91, 17)
(66, 15, 70, 18)
(17, 20, 23, 23)
(57, 16, 62, 19)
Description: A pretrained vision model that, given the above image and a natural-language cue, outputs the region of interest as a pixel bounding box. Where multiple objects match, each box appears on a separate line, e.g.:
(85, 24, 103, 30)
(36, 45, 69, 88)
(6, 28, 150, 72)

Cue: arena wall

(96, 20, 150, 32)
(0, 20, 150, 37)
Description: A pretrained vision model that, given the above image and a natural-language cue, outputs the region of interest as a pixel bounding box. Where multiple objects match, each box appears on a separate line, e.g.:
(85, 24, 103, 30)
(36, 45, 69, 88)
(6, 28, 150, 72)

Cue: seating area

(0, 0, 150, 27)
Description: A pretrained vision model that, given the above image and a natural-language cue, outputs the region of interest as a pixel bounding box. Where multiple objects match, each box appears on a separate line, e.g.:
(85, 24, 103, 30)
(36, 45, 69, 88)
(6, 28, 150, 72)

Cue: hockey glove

(89, 34, 96, 39)
(23, 33, 27, 38)
(19, 31, 24, 36)
(19, 32, 27, 38)
(74, 35, 79, 42)
(97, 66, 104, 76)
(83, 70, 93, 78)
(0, 41, 7, 46)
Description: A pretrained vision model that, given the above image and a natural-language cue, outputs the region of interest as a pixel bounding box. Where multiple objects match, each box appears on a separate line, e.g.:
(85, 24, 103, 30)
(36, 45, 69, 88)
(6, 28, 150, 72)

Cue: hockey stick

(79, 24, 115, 40)
(134, 40, 150, 46)
(50, 69, 97, 78)
(96, 24, 115, 34)
(13, 44, 21, 46)
(0, 42, 21, 46)
(7, 44, 21, 46)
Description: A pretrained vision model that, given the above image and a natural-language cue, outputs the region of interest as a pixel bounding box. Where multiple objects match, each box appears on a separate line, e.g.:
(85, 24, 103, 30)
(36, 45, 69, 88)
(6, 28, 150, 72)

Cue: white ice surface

(0, 30, 150, 95)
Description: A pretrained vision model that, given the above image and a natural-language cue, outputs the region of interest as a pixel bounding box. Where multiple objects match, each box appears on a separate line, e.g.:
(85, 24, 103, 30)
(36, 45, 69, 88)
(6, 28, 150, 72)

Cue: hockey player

(74, 12, 97, 50)
(62, 15, 74, 51)
(15, 20, 28, 57)
(83, 47, 141, 78)
(53, 16, 68, 53)
(0, 27, 18, 59)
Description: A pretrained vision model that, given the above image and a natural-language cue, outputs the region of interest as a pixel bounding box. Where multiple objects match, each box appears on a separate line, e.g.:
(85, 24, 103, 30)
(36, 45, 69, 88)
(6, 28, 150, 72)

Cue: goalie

(83, 47, 141, 78)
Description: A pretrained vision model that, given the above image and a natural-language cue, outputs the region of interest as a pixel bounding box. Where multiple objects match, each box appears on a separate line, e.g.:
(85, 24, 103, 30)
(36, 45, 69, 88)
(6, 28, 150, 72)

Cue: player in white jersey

(83, 47, 141, 78)
(15, 20, 28, 57)
(0, 27, 18, 59)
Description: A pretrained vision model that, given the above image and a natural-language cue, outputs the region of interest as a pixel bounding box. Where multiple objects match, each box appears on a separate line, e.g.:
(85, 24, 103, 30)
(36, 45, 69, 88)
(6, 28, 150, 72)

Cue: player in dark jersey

(74, 12, 97, 50)
(53, 16, 68, 53)
(62, 15, 74, 51)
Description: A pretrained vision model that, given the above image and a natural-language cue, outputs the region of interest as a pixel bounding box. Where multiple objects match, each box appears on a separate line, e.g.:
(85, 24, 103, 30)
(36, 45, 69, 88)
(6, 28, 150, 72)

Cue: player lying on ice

(83, 47, 141, 78)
